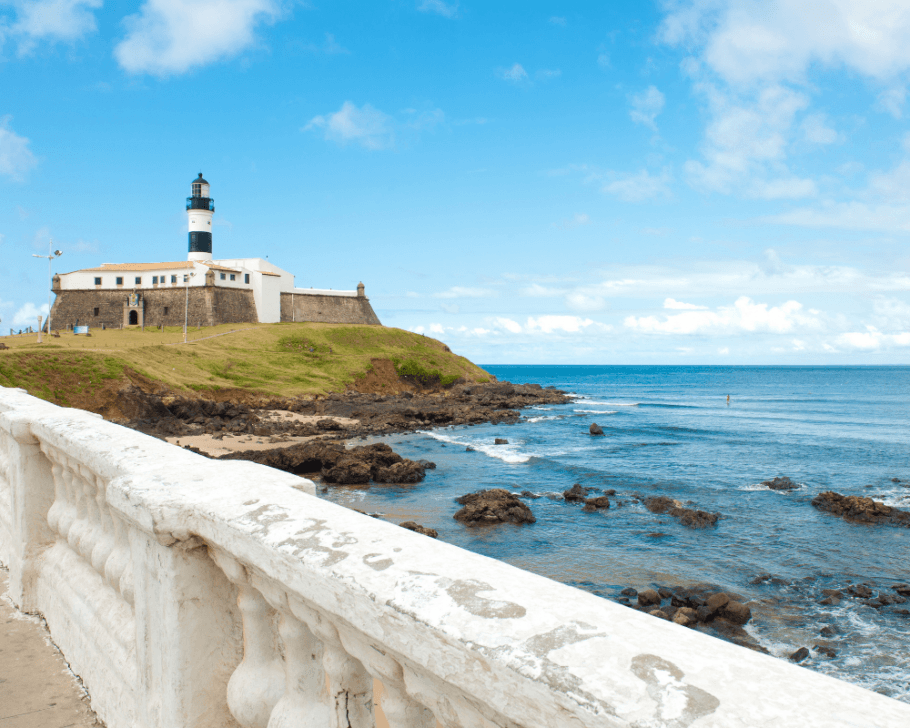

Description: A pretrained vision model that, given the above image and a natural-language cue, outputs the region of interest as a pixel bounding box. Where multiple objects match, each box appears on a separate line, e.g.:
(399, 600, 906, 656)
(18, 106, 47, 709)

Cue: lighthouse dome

(192, 172, 209, 186)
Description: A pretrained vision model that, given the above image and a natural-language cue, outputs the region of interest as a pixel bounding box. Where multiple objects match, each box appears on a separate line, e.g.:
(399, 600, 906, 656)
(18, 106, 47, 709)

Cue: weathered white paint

(1, 386, 908, 728)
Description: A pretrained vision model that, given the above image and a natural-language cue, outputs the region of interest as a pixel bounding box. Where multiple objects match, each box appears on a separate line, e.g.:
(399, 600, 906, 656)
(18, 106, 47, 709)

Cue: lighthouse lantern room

(187, 173, 215, 262)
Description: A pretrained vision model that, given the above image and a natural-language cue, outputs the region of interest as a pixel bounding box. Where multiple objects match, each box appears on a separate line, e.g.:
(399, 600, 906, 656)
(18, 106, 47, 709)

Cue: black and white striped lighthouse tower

(186, 173, 215, 262)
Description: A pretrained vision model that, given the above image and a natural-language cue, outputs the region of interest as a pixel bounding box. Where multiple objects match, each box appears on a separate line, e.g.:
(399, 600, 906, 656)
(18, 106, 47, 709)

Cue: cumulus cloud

(495, 317, 522, 333)
(802, 113, 840, 144)
(433, 286, 496, 299)
(2, 0, 101, 52)
(836, 327, 910, 351)
(12, 301, 49, 326)
(498, 63, 528, 83)
(417, 0, 458, 18)
(664, 298, 707, 310)
(629, 86, 665, 131)
(115, 0, 286, 76)
(526, 315, 606, 334)
(0, 116, 37, 180)
(603, 169, 671, 202)
(305, 101, 395, 150)
(625, 296, 822, 335)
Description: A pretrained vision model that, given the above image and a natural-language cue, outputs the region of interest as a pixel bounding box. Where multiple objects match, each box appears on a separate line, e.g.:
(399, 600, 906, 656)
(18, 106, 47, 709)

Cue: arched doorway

(129, 310, 138, 326)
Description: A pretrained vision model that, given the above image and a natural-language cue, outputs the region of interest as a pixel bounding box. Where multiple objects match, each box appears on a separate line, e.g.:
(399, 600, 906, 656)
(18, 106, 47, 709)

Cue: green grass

(0, 322, 488, 400)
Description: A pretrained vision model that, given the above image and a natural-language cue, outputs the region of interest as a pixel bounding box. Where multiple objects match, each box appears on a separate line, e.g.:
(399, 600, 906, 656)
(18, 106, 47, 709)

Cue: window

(220, 273, 226, 280)
(94, 277, 101, 285)
(93, 307, 99, 317)
(116, 277, 123, 285)
(230, 274, 236, 281)
(163, 306, 169, 315)
(245, 274, 249, 284)
(171, 275, 177, 284)
(152, 276, 158, 284)
(183, 275, 189, 283)
(135, 277, 141, 285)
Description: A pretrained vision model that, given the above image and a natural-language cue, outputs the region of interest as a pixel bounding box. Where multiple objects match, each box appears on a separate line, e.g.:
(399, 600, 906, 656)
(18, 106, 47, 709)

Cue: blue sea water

(319, 366, 910, 701)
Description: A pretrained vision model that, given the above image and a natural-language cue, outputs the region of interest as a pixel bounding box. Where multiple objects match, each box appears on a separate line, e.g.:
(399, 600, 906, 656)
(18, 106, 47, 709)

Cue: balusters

(55, 459, 78, 542)
(267, 611, 331, 728)
(103, 512, 130, 595)
(227, 584, 285, 728)
(46, 460, 65, 533)
(381, 681, 437, 728)
(322, 641, 373, 728)
(90, 474, 116, 575)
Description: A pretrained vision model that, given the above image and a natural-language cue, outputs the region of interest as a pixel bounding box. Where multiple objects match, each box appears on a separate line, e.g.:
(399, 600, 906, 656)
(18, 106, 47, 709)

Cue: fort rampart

(1, 387, 907, 728)
(48, 287, 258, 330)
(280, 292, 381, 325)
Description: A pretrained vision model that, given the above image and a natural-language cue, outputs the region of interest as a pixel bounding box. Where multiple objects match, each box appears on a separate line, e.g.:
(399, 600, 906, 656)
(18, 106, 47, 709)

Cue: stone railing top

(1, 386, 909, 727)
(289, 288, 359, 297)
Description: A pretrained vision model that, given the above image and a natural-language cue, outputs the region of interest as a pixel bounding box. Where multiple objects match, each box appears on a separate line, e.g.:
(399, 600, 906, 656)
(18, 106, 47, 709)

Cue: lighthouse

(187, 173, 215, 261)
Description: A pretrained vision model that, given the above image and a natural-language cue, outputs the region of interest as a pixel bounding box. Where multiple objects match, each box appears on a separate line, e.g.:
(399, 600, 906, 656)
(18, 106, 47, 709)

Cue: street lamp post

(183, 271, 196, 343)
(32, 241, 62, 336)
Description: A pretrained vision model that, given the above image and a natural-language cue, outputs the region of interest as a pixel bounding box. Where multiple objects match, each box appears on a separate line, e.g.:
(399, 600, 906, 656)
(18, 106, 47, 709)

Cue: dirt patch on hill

(349, 358, 413, 394)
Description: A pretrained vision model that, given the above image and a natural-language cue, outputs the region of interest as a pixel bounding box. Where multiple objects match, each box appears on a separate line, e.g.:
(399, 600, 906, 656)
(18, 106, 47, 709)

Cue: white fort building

(50, 174, 380, 329)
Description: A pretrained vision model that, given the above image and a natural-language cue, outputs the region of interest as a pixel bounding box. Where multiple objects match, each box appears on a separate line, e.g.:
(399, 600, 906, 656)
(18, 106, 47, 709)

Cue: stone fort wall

(280, 293, 381, 325)
(49, 288, 258, 330)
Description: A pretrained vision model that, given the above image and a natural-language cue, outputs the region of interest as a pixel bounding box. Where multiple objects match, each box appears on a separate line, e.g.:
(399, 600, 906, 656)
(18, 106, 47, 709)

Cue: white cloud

(433, 286, 496, 299)
(537, 68, 561, 80)
(495, 317, 522, 333)
(661, 1, 910, 87)
(3, 0, 101, 52)
(877, 86, 906, 118)
(625, 296, 822, 335)
(837, 327, 910, 351)
(664, 298, 707, 310)
(403, 106, 445, 131)
(549, 16, 566, 26)
(802, 113, 839, 144)
(0, 116, 37, 180)
(305, 101, 395, 150)
(303, 32, 349, 55)
(417, 0, 458, 18)
(114, 0, 286, 76)
(520, 283, 564, 297)
(566, 292, 606, 312)
(429, 323, 445, 335)
(12, 301, 49, 326)
(629, 86, 665, 131)
(526, 315, 599, 334)
(603, 169, 671, 202)
(498, 63, 528, 83)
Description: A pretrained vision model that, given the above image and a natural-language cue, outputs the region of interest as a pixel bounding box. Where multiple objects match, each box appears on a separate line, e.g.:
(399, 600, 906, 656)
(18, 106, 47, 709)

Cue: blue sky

(3, 0, 910, 363)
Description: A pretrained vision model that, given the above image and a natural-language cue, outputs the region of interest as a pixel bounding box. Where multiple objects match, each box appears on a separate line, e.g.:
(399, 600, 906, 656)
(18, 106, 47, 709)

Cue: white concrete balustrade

(1, 386, 908, 728)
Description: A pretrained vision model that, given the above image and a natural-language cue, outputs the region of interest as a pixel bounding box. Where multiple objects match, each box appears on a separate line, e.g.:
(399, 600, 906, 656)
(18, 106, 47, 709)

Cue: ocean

(318, 366, 910, 702)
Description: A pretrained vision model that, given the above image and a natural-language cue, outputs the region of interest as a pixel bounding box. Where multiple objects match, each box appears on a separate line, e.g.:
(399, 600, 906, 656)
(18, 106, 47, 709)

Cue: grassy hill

(0, 323, 490, 411)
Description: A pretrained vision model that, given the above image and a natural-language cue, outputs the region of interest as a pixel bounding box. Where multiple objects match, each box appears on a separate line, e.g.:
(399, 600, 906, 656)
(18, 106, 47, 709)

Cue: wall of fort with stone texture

(49, 287, 258, 329)
(280, 293, 381, 325)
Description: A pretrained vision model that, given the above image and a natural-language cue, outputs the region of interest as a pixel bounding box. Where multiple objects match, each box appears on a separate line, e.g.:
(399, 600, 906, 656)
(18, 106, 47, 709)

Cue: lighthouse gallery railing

(0, 386, 907, 728)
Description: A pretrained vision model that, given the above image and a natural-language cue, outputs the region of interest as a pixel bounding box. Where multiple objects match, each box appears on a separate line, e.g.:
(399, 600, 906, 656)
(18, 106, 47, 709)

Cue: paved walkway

(0, 569, 100, 728)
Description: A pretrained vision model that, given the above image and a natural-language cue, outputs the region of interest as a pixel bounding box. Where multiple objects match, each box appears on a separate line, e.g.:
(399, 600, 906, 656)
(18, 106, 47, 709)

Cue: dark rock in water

(761, 476, 799, 491)
(374, 460, 427, 484)
(620, 587, 638, 597)
(706, 592, 730, 613)
(589, 423, 604, 436)
(811, 491, 910, 527)
(895, 609, 910, 616)
(789, 647, 810, 663)
(751, 573, 787, 585)
(417, 459, 437, 469)
(819, 596, 842, 606)
(583, 496, 611, 511)
(494, 438, 509, 445)
(399, 521, 438, 538)
(657, 587, 673, 600)
(814, 645, 837, 658)
(819, 626, 837, 637)
(617, 597, 631, 605)
(519, 490, 542, 499)
(323, 458, 372, 484)
(821, 588, 844, 598)
(465, 446, 474, 452)
(721, 600, 751, 625)
(846, 584, 874, 599)
(604, 489, 616, 496)
(453, 489, 536, 526)
(892, 583, 910, 597)
(316, 418, 344, 431)
(646, 532, 666, 538)
(644, 496, 721, 528)
(638, 589, 661, 607)
(648, 609, 670, 621)
(696, 605, 713, 623)
(874, 593, 907, 606)
(673, 607, 697, 627)
(563, 484, 591, 502)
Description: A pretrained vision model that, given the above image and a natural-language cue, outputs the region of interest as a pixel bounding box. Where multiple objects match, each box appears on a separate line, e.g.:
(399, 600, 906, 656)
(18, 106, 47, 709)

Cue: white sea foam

(526, 415, 559, 423)
(573, 409, 619, 415)
(575, 400, 640, 406)
(418, 430, 532, 464)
